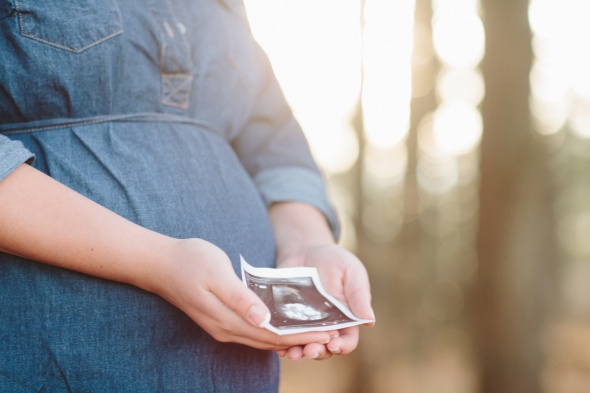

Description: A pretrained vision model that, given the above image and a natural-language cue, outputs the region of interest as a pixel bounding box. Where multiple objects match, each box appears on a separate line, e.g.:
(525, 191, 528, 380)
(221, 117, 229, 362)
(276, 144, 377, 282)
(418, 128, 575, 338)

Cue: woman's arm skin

(268, 202, 375, 361)
(0, 164, 334, 350)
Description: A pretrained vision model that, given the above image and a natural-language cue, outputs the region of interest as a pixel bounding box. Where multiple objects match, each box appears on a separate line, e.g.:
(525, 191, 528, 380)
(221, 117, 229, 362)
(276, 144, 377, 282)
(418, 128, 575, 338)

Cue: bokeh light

(363, 143, 408, 192)
(436, 68, 484, 106)
(244, 1, 484, 392)
(529, 60, 568, 135)
(244, 0, 362, 172)
(241, 0, 590, 391)
(432, 101, 483, 156)
(529, 0, 590, 139)
(432, 7, 484, 68)
(362, 0, 415, 149)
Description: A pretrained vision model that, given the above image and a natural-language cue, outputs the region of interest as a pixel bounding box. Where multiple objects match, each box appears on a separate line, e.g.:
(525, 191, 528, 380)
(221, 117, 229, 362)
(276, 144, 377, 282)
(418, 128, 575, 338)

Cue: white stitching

(19, 29, 124, 53)
(162, 74, 192, 109)
(13, 0, 124, 53)
(1, 115, 130, 134)
(0, 114, 218, 135)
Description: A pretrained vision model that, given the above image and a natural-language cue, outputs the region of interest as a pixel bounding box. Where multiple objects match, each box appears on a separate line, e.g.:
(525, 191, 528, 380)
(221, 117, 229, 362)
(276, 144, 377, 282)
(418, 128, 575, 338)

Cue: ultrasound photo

(241, 256, 373, 335)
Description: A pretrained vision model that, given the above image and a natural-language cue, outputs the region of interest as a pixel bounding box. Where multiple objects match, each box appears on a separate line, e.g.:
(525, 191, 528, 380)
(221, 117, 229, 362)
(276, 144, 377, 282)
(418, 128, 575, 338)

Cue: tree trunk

(475, 1, 557, 392)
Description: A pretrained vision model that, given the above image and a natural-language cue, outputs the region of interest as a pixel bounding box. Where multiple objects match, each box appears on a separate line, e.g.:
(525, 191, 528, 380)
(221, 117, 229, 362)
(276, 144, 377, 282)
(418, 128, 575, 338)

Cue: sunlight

(306, 123, 360, 174)
(416, 114, 460, 194)
(422, 0, 483, 162)
(432, 0, 480, 14)
(244, 0, 362, 173)
(433, 101, 483, 156)
(432, 7, 484, 68)
(363, 144, 408, 190)
(416, 102, 482, 163)
(417, 155, 459, 195)
(529, 0, 590, 138)
(436, 68, 484, 106)
(569, 102, 590, 139)
(362, 0, 415, 149)
(530, 59, 568, 135)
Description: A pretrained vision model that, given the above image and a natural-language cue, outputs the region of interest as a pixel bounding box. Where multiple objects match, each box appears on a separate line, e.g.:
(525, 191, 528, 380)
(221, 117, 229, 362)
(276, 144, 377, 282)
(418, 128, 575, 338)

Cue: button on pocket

(15, 0, 123, 53)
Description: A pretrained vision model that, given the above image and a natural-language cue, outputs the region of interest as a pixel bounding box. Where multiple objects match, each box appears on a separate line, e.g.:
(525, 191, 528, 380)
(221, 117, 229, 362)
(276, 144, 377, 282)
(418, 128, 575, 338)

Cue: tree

(475, 0, 557, 392)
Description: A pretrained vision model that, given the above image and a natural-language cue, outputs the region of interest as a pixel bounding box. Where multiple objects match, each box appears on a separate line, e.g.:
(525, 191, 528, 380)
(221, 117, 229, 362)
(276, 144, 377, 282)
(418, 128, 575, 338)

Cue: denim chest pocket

(15, 0, 123, 53)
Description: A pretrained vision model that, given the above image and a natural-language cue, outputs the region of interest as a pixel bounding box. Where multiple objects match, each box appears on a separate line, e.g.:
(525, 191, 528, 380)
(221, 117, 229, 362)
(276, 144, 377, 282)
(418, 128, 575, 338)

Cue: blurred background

(243, 0, 590, 392)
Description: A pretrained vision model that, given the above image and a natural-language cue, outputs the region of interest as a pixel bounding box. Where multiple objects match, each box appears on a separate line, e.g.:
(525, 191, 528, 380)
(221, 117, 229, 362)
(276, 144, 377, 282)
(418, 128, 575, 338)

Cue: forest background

(243, 1, 588, 392)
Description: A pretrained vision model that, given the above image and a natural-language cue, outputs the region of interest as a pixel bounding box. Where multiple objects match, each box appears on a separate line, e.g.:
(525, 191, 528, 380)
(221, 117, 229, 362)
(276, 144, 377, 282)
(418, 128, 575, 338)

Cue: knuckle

(212, 332, 231, 343)
(227, 289, 248, 312)
(265, 336, 282, 347)
(209, 324, 233, 343)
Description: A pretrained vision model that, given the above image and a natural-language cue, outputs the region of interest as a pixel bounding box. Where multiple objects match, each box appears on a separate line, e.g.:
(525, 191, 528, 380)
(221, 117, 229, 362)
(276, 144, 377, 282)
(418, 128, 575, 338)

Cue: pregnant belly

(12, 120, 276, 271)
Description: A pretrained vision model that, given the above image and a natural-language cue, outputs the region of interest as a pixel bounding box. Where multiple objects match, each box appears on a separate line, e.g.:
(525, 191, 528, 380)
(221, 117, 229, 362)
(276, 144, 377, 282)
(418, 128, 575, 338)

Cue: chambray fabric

(0, 0, 339, 391)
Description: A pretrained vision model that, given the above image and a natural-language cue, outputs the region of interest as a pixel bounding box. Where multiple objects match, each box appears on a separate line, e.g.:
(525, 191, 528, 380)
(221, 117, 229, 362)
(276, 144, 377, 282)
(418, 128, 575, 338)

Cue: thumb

(345, 271, 375, 326)
(210, 273, 271, 328)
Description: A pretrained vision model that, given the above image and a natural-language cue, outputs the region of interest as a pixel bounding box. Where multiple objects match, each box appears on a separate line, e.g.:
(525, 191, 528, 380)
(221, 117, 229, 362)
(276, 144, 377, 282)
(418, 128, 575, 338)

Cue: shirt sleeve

(229, 17, 340, 239)
(0, 134, 35, 182)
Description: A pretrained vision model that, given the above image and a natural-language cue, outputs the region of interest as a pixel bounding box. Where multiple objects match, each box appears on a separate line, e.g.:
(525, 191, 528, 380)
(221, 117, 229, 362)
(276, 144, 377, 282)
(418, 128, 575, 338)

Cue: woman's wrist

(145, 237, 229, 306)
(268, 202, 336, 266)
(122, 232, 180, 294)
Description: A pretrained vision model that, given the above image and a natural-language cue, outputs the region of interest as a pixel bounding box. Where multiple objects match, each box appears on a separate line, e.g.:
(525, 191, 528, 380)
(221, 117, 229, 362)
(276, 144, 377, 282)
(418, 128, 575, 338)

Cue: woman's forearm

(0, 164, 173, 292)
(0, 165, 337, 349)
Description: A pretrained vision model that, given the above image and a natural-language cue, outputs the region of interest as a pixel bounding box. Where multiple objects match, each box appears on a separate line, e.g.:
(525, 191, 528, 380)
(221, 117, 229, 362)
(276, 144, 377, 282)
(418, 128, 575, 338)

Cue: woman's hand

(274, 244, 375, 361)
(268, 202, 375, 362)
(0, 165, 333, 351)
(150, 238, 335, 351)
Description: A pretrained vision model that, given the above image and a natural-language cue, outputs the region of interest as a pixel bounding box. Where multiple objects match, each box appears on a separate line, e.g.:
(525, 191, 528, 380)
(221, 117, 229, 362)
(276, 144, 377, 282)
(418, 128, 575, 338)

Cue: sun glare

(433, 102, 483, 156)
(432, 8, 484, 68)
(436, 68, 484, 107)
(244, 0, 362, 173)
(529, 0, 590, 138)
(362, 0, 415, 149)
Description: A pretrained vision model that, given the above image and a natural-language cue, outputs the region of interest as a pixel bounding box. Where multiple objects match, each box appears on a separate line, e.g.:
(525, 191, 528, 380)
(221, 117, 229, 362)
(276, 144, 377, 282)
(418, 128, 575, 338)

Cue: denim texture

(0, 0, 339, 391)
(0, 137, 33, 180)
(1, 122, 280, 392)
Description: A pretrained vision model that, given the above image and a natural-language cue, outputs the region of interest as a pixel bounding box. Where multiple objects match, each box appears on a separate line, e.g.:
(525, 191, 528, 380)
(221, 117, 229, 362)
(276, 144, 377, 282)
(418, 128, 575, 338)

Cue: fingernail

(307, 352, 320, 359)
(248, 305, 271, 328)
(329, 346, 341, 354)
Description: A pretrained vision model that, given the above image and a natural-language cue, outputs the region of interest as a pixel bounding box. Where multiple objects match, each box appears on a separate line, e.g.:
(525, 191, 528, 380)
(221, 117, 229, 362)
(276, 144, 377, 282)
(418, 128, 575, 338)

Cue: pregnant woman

(0, 1, 374, 391)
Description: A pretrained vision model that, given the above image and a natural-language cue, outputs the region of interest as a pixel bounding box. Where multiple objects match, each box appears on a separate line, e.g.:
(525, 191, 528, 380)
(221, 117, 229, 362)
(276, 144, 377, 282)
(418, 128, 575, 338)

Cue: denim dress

(0, 1, 338, 391)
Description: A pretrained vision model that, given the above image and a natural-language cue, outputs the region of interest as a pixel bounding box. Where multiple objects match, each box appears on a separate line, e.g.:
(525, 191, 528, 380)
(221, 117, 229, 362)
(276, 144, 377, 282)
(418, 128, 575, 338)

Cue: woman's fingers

(286, 346, 304, 362)
(302, 343, 333, 360)
(280, 342, 335, 362)
(163, 240, 335, 350)
(327, 326, 359, 355)
(191, 283, 333, 350)
(344, 278, 375, 326)
(208, 270, 272, 328)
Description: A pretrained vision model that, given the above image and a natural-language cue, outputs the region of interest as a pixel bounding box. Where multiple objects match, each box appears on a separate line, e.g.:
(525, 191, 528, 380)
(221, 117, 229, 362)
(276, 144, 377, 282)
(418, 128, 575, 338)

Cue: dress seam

(0, 113, 220, 136)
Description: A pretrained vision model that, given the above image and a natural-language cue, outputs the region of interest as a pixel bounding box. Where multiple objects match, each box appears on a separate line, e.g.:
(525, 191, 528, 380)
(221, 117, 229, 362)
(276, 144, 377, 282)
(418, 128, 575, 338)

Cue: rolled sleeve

(254, 166, 340, 239)
(0, 135, 34, 181)
(231, 28, 341, 239)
